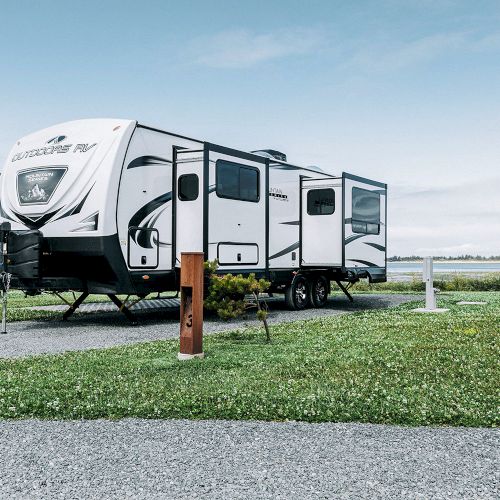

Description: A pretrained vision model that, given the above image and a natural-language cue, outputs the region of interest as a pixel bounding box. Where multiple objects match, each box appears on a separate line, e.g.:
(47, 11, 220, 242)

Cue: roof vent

(251, 149, 287, 162)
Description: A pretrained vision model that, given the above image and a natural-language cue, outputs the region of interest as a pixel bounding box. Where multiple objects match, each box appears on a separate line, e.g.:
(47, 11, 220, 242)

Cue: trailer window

(216, 160, 259, 202)
(351, 187, 380, 234)
(178, 174, 199, 201)
(307, 188, 335, 215)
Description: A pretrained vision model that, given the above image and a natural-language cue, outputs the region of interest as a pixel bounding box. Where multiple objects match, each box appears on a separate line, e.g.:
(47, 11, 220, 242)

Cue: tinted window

(216, 160, 259, 202)
(178, 174, 199, 201)
(307, 188, 335, 215)
(352, 187, 380, 234)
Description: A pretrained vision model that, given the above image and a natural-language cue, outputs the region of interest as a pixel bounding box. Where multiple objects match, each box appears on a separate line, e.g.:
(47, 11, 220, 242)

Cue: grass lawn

(3, 273, 498, 322)
(0, 291, 498, 427)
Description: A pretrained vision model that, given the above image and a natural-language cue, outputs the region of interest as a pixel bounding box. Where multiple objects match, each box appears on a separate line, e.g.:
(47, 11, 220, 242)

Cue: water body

(388, 262, 500, 274)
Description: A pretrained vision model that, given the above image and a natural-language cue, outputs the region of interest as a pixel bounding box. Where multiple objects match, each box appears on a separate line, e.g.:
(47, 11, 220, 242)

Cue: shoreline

(388, 260, 500, 264)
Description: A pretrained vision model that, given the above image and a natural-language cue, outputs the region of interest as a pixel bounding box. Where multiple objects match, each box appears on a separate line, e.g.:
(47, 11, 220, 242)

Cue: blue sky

(1, 0, 499, 255)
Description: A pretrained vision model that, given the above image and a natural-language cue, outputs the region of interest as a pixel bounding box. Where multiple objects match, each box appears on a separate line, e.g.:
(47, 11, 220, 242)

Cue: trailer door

(174, 148, 205, 266)
(301, 178, 342, 267)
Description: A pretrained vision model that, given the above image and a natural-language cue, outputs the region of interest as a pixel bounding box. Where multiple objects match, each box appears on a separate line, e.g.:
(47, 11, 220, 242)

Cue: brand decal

(47, 135, 67, 144)
(11, 139, 97, 162)
(269, 187, 288, 201)
(17, 167, 67, 205)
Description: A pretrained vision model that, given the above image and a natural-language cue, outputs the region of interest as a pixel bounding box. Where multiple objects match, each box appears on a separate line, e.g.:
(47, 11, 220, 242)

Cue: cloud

(349, 30, 500, 71)
(387, 178, 500, 256)
(188, 28, 326, 68)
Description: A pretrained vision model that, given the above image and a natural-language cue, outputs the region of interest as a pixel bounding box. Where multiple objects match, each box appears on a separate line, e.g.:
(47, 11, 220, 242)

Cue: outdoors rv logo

(17, 167, 67, 205)
(47, 135, 67, 144)
(11, 138, 97, 162)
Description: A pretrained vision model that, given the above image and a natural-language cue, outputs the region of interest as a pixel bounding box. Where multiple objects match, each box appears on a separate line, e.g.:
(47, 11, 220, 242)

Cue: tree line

(388, 255, 500, 261)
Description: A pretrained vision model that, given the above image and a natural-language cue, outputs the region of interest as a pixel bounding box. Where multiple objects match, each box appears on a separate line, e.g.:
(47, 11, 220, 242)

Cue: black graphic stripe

(127, 156, 172, 169)
(345, 234, 365, 245)
(71, 185, 94, 215)
(11, 210, 59, 230)
(55, 184, 95, 221)
(269, 241, 299, 260)
(280, 220, 299, 225)
(364, 242, 385, 252)
(152, 234, 171, 248)
(346, 258, 378, 267)
(129, 191, 172, 248)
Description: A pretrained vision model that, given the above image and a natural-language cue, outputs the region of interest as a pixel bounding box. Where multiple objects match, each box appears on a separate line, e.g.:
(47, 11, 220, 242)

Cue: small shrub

(204, 260, 271, 341)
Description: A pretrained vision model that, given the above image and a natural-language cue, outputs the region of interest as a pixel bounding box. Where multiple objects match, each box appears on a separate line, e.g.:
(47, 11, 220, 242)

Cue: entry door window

(178, 174, 199, 201)
(216, 160, 259, 202)
(307, 188, 335, 215)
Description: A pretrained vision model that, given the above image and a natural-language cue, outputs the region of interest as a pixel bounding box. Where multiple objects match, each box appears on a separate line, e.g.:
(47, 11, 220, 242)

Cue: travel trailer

(0, 119, 387, 315)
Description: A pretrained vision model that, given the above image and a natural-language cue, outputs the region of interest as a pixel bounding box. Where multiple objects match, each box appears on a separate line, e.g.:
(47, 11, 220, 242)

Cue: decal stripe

(55, 184, 95, 221)
(71, 186, 94, 216)
(129, 191, 172, 248)
(344, 234, 365, 245)
(269, 241, 299, 260)
(280, 220, 299, 225)
(11, 210, 59, 230)
(346, 258, 378, 267)
(129, 192, 172, 229)
(364, 242, 385, 252)
(127, 156, 171, 169)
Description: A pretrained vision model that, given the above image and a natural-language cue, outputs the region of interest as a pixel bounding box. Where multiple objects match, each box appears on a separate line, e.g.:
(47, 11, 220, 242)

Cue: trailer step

(30, 298, 182, 313)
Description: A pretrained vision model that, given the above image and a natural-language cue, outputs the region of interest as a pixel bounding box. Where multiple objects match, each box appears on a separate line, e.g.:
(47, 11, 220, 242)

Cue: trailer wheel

(310, 275, 329, 308)
(285, 275, 310, 310)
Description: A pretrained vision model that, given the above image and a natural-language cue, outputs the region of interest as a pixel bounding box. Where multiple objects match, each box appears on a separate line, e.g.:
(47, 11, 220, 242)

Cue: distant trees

(388, 255, 500, 261)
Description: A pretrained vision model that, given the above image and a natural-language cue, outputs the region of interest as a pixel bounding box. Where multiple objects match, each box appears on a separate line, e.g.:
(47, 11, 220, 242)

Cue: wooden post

(178, 252, 204, 360)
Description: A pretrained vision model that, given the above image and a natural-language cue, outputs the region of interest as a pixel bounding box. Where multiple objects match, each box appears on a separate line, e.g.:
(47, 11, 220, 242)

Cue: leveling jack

(335, 280, 355, 302)
(58, 292, 139, 325)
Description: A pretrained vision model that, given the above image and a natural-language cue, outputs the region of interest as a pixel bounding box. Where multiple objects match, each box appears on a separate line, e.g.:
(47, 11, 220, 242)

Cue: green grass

(1, 291, 498, 426)
(353, 273, 500, 292)
(4, 273, 499, 322)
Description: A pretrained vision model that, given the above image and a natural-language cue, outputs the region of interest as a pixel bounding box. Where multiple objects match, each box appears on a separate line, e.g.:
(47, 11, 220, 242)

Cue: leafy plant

(204, 260, 271, 341)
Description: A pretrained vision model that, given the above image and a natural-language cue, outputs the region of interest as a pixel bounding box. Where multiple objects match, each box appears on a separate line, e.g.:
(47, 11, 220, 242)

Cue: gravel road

(0, 419, 497, 499)
(0, 294, 419, 359)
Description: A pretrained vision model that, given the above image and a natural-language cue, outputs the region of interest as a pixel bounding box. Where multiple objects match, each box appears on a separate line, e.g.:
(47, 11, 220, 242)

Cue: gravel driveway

(0, 294, 419, 358)
(0, 419, 497, 499)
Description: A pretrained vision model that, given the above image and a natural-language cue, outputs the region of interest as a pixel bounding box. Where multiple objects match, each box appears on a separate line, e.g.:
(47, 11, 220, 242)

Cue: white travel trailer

(0, 119, 387, 316)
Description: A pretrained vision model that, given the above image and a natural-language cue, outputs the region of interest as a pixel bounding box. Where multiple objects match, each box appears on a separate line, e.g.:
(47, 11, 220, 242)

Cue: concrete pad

(412, 308, 449, 313)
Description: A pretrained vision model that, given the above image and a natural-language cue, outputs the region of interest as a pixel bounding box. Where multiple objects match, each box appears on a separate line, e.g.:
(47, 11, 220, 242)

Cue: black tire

(309, 275, 329, 308)
(284, 275, 310, 310)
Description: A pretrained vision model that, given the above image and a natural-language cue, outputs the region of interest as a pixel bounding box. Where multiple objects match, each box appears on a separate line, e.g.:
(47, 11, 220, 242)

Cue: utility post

(178, 252, 205, 360)
(423, 256, 436, 310)
(413, 256, 449, 314)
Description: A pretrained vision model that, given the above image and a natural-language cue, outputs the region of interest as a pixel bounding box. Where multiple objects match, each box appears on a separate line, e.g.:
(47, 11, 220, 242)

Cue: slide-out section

(207, 145, 267, 271)
(300, 177, 342, 267)
(343, 173, 387, 281)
